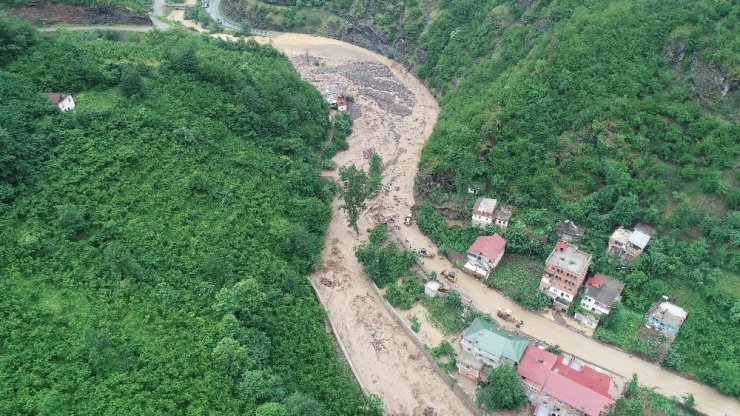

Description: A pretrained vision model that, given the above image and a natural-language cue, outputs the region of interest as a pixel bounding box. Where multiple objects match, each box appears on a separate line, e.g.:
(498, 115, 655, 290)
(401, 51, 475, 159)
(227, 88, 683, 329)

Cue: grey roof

(649, 301, 688, 328)
(475, 198, 498, 214)
(556, 220, 585, 241)
(493, 205, 513, 221)
(462, 317, 529, 363)
(584, 275, 625, 308)
(546, 242, 592, 276)
(628, 230, 651, 249)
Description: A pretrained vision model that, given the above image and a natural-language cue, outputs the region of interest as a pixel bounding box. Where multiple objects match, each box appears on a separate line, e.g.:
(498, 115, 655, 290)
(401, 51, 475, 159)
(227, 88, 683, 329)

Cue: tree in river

(338, 164, 370, 234)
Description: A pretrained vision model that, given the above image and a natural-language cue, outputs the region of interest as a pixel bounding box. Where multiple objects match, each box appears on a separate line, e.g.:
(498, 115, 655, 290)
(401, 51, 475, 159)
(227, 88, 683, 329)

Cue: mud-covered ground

(7, 3, 150, 26)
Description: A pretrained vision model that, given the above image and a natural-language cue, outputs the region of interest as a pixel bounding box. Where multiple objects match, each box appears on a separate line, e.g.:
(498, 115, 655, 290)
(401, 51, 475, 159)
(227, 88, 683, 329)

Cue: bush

(477, 364, 526, 412)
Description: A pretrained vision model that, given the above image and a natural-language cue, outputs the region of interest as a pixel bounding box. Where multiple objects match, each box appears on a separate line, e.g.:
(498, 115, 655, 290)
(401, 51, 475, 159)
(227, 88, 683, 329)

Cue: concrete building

(456, 350, 486, 381)
(424, 280, 442, 297)
(45, 93, 75, 111)
(471, 197, 513, 229)
(575, 274, 625, 329)
(460, 317, 528, 369)
(518, 346, 615, 416)
(646, 300, 687, 338)
(539, 241, 592, 310)
(607, 224, 655, 262)
(463, 234, 506, 281)
(556, 220, 586, 243)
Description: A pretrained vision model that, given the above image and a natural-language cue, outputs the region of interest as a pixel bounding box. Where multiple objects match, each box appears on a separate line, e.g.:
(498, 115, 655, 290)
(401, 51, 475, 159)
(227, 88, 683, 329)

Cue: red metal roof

(517, 345, 558, 386)
(586, 274, 608, 288)
(468, 234, 506, 260)
(517, 345, 614, 416)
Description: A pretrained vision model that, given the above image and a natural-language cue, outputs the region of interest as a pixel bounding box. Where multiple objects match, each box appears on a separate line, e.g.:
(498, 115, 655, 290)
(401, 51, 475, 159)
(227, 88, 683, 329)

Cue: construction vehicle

(497, 308, 524, 328)
(404, 212, 412, 226)
(419, 248, 435, 259)
(441, 269, 457, 283)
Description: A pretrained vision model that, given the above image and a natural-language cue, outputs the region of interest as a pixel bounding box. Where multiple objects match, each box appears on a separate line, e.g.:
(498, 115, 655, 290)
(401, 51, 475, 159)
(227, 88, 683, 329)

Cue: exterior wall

(540, 262, 585, 302)
(522, 378, 588, 416)
(456, 362, 481, 381)
(461, 338, 505, 368)
(575, 312, 599, 329)
(494, 218, 509, 229)
(580, 296, 610, 315)
(59, 96, 75, 111)
(608, 237, 642, 261)
(471, 214, 493, 228)
(647, 315, 679, 337)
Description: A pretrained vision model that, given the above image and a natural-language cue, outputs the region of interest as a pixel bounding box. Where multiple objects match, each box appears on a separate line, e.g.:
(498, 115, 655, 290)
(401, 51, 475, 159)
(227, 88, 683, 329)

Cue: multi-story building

(607, 224, 655, 262)
(539, 241, 592, 310)
(463, 234, 506, 280)
(646, 300, 687, 339)
(517, 346, 615, 416)
(458, 317, 528, 371)
(575, 274, 625, 329)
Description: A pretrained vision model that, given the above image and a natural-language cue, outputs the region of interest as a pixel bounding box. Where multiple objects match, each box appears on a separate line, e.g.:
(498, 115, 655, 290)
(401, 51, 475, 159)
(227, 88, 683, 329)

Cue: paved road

(206, 0, 238, 30)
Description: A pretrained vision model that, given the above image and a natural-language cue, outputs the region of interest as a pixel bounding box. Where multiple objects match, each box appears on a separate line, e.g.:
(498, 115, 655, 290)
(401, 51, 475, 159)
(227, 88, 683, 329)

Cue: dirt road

(401, 229, 740, 415)
(138, 7, 740, 415)
(272, 38, 473, 415)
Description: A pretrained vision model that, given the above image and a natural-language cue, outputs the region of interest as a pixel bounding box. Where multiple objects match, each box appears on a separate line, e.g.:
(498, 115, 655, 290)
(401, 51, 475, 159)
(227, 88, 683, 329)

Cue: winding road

(45, 2, 740, 414)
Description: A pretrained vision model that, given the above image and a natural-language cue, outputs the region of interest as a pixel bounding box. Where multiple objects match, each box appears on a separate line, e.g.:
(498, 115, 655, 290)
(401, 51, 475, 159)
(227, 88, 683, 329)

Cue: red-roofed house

(518, 345, 615, 416)
(463, 234, 506, 280)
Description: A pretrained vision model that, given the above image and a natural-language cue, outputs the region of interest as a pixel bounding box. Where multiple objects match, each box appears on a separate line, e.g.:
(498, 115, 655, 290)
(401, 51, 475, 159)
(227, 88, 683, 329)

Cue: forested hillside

(1, 0, 150, 14)
(0, 14, 380, 415)
(227, 0, 740, 397)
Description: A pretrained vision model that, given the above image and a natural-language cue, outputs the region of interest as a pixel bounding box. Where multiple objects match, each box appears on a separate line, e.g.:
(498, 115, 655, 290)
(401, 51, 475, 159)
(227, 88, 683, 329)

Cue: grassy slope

(0, 24, 376, 415)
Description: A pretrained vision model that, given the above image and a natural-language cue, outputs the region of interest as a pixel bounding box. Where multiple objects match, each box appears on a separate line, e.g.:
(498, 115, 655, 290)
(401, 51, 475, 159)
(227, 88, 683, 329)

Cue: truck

(419, 248, 435, 259)
(497, 308, 524, 328)
(441, 269, 457, 283)
(404, 212, 412, 226)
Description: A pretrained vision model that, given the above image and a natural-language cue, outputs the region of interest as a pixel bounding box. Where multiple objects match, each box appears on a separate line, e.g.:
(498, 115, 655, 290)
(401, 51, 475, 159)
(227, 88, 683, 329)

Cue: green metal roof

(462, 317, 529, 363)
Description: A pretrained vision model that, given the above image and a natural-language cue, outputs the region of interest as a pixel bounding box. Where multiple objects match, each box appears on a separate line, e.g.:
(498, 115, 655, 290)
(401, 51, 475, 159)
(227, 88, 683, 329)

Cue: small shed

(45, 93, 75, 111)
(424, 280, 442, 297)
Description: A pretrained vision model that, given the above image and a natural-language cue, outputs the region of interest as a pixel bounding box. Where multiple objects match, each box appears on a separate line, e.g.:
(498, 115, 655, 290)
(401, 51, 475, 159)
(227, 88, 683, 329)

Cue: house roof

(425, 280, 441, 291)
(462, 317, 528, 363)
(492, 205, 513, 221)
(543, 370, 614, 416)
(45, 92, 70, 104)
(649, 301, 688, 327)
(584, 274, 625, 308)
(609, 227, 632, 244)
(472, 198, 497, 217)
(468, 234, 506, 260)
(517, 346, 558, 386)
(628, 230, 651, 249)
(519, 346, 614, 416)
(556, 220, 585, 241)
(546, 241, 592, 276)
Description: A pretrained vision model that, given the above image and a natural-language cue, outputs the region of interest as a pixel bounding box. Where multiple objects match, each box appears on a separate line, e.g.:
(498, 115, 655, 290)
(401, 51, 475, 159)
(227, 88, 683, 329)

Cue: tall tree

(476, 364, 526, 412)
(338, 164, 370, 234)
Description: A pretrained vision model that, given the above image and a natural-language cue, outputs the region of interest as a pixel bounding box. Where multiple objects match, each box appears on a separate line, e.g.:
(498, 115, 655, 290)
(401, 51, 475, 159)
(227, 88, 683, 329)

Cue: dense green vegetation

(231, 0, 739, 395)
(2, 0, 151, 14)
(607, 375, 698, 416)
(355, 224, 417, 288)
(476, 364, 526, 412)
(296, 0, 739, 395)
(0, 14, 381, 414)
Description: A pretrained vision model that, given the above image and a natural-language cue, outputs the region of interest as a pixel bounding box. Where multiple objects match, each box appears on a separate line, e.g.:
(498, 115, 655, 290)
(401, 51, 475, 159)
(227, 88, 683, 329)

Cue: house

(336, 95, 348, 111)
(556, 220, 586, 243)
(518, 346, 615, 416)
(646, 300, 687, 338)
(463, 234, 506, 280)
(471, 197, 514, 229)
(539, 241, 592, 310)
(424, 280, 442, 297)
(607, 224, 655, 262)
(575, 274, 625, 329)
(456, 350, 486, 381)
(459, 317, 528, 369)
(45, 93, 75, 111)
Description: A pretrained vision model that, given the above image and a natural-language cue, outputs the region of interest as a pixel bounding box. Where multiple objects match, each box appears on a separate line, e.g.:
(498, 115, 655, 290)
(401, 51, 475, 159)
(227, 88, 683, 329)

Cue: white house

(463, 234, 506, 280)
(471, 197, 513, 229)
(575, 274, 625, 329)
(46, 93, 75, 111)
